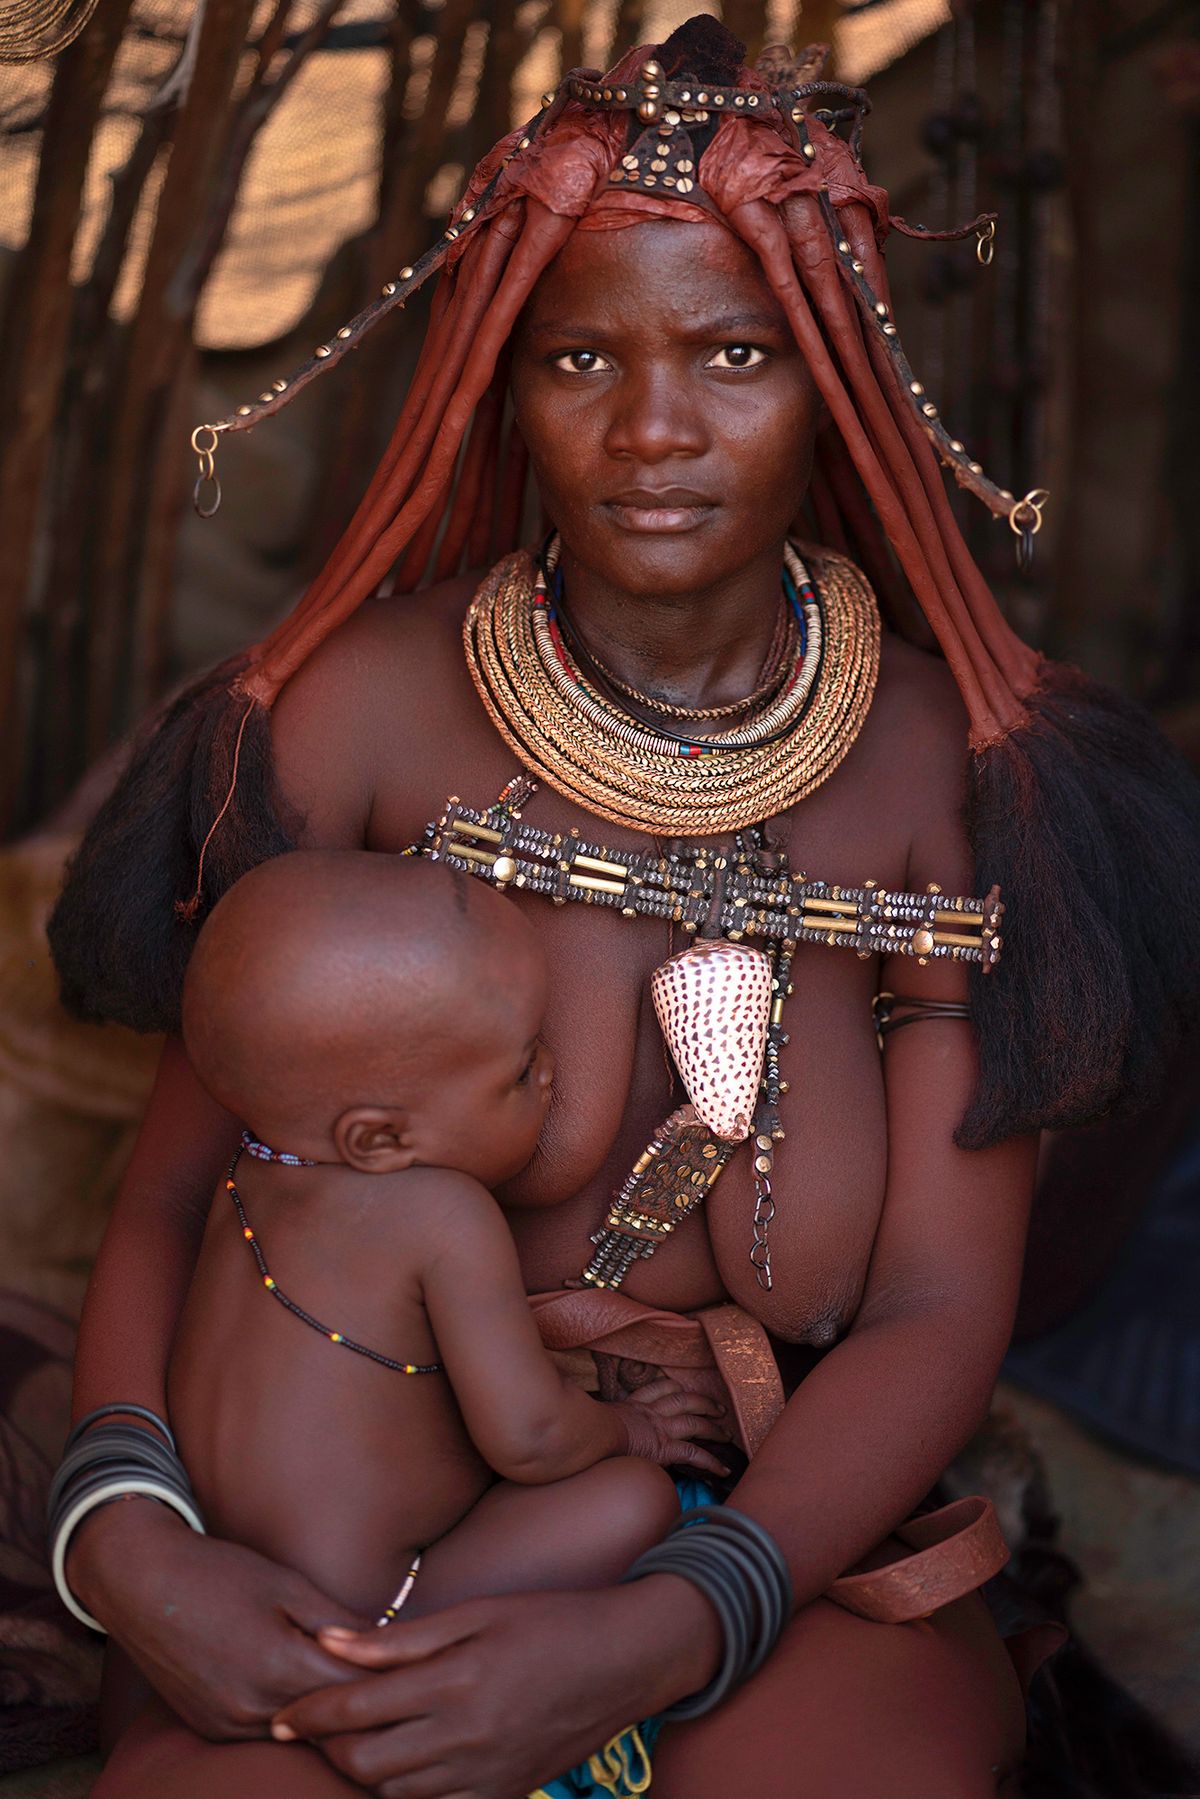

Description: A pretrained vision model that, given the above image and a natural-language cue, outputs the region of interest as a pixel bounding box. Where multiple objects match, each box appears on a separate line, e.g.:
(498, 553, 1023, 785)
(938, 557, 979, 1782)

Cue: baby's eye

(707, 344, 768, 370)
(516, 1050, 537, 1086)
(551, 349, 613, 374)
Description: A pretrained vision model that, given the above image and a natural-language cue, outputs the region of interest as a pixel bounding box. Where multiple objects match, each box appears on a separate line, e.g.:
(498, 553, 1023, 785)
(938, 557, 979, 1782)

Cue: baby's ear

(335, 1107, 416, 1173)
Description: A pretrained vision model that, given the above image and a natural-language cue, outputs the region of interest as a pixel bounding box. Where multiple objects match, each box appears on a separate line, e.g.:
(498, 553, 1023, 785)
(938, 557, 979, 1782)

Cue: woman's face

(510, 215, 822, 598)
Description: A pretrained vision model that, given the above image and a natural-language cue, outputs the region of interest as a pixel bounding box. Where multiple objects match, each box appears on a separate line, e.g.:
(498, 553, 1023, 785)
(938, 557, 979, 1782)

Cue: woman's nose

(603, 368, 708, 463)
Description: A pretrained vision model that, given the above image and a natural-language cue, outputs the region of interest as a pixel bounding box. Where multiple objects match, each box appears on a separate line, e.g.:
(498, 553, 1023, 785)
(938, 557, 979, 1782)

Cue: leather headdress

(200, 19, 1039, 748)
(51, 16, 1200, 1154)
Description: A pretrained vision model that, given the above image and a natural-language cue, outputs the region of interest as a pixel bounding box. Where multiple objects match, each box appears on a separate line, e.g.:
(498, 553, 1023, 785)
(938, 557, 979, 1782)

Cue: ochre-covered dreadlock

(49, 17, 1200, 1149)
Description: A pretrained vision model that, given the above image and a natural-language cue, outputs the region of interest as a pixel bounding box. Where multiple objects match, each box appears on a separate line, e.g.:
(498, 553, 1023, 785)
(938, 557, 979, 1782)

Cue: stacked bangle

(47, 1405, 205, 1632)
(621, 1505, 792, 1719)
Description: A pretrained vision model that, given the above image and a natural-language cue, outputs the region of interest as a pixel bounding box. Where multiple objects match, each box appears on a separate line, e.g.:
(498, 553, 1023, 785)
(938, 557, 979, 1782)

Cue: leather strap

(530, 1293, 1010, 1622)
(529, 1290, 784, 1456)
(826, 1496, 1009, 1623)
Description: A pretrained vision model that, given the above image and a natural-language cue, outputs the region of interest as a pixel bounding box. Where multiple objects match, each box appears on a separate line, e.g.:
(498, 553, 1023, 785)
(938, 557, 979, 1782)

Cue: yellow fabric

(528, 1723, 653, 1797)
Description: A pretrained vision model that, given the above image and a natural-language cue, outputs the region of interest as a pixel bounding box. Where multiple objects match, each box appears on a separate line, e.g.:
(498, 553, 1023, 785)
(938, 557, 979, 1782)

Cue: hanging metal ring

(193, 469, 222, 520)
(1008, 488, 1049, 577)
(976, 218, 996, 266)
(190, 423, 224, 518)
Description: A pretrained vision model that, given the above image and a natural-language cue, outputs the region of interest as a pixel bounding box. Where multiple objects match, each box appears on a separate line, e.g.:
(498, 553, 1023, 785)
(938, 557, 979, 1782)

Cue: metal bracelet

(62, 1404, 177, 1457)
(622, 1505, 792, 1718)
(47, 1413, 205, 1634)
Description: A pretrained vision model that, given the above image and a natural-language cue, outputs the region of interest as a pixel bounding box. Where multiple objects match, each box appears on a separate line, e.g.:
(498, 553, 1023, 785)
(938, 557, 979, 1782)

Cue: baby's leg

(405, 1456, 678, 1617)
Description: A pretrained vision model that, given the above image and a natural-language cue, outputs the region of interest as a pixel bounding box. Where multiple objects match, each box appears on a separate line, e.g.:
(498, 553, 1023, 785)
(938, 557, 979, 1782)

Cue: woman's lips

(603, 496, 716, 534)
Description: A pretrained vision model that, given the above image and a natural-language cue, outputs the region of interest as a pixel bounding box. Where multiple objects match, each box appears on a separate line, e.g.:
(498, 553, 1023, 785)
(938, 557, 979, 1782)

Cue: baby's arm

(419, 1172, 727, 1483)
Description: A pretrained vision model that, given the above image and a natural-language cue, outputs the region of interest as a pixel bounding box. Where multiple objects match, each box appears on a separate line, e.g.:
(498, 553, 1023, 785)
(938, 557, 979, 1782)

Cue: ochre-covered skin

(79, 211, 1038, 1798)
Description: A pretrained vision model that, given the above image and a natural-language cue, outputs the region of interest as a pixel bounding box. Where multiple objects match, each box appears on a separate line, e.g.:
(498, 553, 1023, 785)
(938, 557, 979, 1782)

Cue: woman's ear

(334, 1107, 416, 1173)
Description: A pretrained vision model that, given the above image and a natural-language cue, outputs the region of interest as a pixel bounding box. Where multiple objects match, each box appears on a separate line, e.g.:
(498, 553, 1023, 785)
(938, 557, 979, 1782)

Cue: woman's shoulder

(268, 566, 487, 846)
(805, 540, 969, 805)
(874, 628, 969, 747)
(276, 568, 482, 705)
(865, 630, 973, 882)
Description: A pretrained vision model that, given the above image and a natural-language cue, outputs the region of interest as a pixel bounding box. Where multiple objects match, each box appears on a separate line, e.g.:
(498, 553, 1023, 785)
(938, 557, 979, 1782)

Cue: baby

(169, 849, 727, 1629)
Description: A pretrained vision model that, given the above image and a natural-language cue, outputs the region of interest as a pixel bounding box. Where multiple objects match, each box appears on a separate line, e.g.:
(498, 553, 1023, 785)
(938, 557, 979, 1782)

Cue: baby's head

(183, 851, 553, 1188)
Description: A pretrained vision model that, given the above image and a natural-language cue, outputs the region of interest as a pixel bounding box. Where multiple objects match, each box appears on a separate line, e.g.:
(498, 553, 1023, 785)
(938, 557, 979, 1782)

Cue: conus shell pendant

(650, 937, 773, 1143)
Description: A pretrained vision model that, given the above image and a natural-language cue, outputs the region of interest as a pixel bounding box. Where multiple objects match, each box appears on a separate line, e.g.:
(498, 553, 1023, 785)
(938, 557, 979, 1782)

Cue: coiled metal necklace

(463, 538, 880, 835)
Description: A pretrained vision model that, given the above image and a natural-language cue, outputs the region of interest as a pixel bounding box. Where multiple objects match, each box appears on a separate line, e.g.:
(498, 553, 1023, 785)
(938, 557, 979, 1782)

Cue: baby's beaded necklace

(228, 1133, 442, 1375)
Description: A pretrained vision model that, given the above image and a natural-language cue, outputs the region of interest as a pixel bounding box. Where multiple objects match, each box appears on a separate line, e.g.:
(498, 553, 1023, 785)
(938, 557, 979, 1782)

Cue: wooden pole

(83, 0, 259, 759)
(308, 0, 478, 560)
(32, 92, 181, 818)
(133, 0, 346, 707)
(0, 0, 134, 834)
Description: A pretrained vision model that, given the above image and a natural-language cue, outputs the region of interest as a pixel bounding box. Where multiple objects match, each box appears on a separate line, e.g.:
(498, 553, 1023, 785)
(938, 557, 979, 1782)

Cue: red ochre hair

(49, 17, 1200, 1148)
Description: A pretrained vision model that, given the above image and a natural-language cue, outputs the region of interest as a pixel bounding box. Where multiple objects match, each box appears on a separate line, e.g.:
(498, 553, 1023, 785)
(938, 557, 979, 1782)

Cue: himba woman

(45, 17, 1200, 1798)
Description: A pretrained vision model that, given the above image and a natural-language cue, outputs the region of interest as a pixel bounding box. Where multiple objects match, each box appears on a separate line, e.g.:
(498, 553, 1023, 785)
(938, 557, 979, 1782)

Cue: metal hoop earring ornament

(1008, 488, 1049, 577)
(190, 423, 225, 519)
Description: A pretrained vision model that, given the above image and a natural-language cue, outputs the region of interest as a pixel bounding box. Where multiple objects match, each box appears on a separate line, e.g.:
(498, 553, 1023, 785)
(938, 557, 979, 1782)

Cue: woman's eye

(707, 344, 768, 370)
(551, 349, 612, 374)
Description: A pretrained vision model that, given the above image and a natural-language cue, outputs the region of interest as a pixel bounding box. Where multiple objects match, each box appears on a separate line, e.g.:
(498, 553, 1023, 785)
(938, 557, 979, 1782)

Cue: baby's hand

(611, 1377, 732, 1477)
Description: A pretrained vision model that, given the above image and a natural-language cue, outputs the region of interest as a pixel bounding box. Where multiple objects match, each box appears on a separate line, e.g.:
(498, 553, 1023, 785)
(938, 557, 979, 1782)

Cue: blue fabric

(530, 1477, 718, 1798)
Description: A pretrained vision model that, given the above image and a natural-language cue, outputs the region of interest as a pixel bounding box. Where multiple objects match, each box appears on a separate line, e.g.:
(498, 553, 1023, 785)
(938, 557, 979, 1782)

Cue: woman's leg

(652, 1589, 1027, 1799)
(94, 1697, 359, 1799)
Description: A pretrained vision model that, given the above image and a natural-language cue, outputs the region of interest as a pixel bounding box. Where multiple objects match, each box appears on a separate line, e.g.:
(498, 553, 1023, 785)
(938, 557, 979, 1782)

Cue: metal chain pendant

(750, 1167, 776, 1292)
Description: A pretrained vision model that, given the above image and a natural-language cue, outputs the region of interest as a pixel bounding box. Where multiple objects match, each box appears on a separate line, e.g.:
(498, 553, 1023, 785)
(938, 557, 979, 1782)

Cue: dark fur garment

(47, 662, 296, 1035)
(959, 664, 1200, 1148)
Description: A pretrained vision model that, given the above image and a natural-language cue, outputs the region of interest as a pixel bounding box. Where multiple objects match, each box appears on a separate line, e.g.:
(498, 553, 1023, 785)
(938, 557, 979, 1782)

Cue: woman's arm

(725, 983, 1037, 1597)
(64, 1037, 372, 1735)
(70, 1036, 234, 1421)
(724, 661, 1036, 1596)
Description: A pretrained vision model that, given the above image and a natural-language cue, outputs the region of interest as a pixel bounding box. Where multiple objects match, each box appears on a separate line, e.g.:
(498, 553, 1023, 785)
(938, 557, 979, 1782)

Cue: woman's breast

(499, 914, 889, 1344)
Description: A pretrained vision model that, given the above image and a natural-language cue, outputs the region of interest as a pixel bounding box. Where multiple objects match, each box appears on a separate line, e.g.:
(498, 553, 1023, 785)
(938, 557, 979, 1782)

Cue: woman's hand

(67, 1499, 369, 1739)
(272, 1576, 721, 1798)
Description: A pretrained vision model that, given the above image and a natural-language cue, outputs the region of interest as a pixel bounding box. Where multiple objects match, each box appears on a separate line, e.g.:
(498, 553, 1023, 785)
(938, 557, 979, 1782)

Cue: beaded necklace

(227, 1136, 442, 1374)
(556, 581, 798, 724)
(426, 777, 1002, 1293)
(531, 538, 820, 757)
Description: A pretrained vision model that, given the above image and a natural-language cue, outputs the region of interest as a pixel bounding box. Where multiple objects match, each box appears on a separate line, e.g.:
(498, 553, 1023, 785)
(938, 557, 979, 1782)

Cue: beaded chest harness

(436, 546, 999, 1290)
(426, 783, 1002, 1293)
